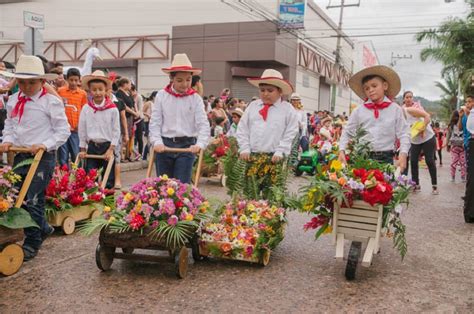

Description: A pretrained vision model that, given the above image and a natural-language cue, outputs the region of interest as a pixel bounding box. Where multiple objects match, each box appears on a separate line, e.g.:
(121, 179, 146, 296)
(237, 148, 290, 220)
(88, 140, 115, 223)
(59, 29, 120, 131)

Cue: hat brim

(0, 70, 58, 80)
(81, 75, 112, 90)
(348, 65, 401, 100)
(247, 77, 293, 95)
(231, 110, 243, 117)
(162, 66, 202, 75)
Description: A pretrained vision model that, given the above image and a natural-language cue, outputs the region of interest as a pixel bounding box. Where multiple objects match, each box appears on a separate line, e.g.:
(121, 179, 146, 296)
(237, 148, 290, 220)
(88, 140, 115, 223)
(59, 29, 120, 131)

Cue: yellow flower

(185, 213, 194, 221)
(103, 206, 111, 213)
(167, 188, 175, 196)
(324, 225, 333, 234)
(247, 204, 256, 212)
(135, 200, 142, 212)
(239, 215, 248, 223)
(161, 174, 169, 180)
(108, 216, 116, 223)
(331, 160, 343, 171)
(250, 212, 259, 222)
(231, 229, 238, 240)
(124, 193, 134, 202)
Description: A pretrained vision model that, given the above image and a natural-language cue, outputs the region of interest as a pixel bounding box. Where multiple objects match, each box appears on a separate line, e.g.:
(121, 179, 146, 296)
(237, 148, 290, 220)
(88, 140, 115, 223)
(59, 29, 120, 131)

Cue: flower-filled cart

(81, 172, 209, 279)
(45, 154, 114, 235)
(195, 199, 286, 266)
(0, 147, 43, 276)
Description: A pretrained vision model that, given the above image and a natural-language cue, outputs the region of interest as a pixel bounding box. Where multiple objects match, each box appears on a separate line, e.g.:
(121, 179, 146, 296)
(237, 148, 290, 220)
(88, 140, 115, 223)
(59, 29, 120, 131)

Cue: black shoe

(22, 245, 38, 262)
(41, 224, 55, 241)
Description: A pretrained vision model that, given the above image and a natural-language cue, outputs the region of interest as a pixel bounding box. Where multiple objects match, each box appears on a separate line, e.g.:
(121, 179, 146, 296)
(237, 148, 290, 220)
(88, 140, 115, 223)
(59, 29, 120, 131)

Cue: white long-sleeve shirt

(78, 100, 121, 148)
(296, 109, 308, 137)
(339, 99, 410, 154)
(149, 89, 210, 149)
(236, 98, 299, 157)
(3, 89, 70, 151)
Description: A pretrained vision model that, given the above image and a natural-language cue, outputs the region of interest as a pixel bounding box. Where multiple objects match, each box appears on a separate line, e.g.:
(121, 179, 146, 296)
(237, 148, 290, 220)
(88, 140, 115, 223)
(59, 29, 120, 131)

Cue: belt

(89, 141, 110, 146)
(163, 136, 196, 143)
(370, 151, 394, 157)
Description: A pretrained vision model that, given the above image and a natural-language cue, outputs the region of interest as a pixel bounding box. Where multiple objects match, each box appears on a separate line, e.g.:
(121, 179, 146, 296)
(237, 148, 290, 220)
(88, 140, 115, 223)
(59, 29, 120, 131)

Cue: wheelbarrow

(47, 154, 114, 235)
(0, 146, 43, 276)
(96, 147, 204, 279)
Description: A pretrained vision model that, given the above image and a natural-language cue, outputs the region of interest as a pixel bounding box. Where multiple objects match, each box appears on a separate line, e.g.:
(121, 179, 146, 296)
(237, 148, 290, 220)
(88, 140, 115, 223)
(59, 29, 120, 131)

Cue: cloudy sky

(316, 0, 471, 100)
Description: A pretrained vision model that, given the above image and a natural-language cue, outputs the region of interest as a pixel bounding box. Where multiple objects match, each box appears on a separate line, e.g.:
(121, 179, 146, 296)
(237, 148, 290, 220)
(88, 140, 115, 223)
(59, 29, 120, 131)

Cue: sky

(316, 0, 471, 100)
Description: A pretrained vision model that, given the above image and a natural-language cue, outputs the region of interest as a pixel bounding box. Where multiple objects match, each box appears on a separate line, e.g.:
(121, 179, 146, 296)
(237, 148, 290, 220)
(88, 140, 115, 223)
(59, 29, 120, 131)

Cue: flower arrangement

(199, 135, 233, 175)
(45, 164, 112, 214)
(81, 175, 209, 248)
(199, 199, 286, 261)
(0, 162, 38, 229)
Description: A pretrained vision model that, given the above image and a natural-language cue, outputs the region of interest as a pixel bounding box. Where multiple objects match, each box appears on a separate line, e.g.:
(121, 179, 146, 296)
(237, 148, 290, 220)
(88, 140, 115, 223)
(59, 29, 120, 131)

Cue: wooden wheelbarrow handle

(146, 147, 204, 187)
(7, 147, 45, 208)
(75, 154, 115, 190)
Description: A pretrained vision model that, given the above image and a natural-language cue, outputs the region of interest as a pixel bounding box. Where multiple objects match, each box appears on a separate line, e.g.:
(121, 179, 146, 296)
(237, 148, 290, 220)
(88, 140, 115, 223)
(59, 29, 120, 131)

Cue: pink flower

(167, 215, 178, 226)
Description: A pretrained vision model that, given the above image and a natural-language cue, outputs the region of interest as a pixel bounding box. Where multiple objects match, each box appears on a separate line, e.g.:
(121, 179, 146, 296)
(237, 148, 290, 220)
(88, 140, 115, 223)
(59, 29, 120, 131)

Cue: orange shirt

(58, 86, 88, 131)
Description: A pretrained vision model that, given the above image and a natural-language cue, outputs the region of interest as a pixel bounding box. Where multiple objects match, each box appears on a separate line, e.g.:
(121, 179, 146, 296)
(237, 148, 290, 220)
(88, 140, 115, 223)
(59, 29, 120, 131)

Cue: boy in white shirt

(78, 70, 120, 189)
(338, 65, 409, 172)
(227, 108, 243, 138)
(290, 93, 309, 152)
(0, 55, 70, 261)
(236, 69, 299, 163)
(149, 54, 210, 183)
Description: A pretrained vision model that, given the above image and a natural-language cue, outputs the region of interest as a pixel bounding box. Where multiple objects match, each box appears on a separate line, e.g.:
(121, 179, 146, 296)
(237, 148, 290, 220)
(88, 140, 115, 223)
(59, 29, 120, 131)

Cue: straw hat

(321, 116, 333, 125)
(290, 93, 301, 100)
(0, 55, 57, 80)
(82, 70, 112, 90)
(348, 65, 401, 100)
(247, 69, 293, 95)
(231, 108, 244, 117)
(162, 53, 202, 75)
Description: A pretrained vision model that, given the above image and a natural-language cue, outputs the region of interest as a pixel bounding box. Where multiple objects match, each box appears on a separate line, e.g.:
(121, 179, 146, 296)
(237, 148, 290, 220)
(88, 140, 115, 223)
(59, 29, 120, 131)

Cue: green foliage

(225, 158, 247, 197)
(0, 207, 39, 229)
(392, 219, 407, 260)
(149, 220, 199, 249)
(12, 158, 34, 171)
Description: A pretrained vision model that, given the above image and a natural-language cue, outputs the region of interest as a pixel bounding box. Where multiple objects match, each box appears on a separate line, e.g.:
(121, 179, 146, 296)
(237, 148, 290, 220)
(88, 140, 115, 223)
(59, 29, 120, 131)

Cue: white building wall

(295, 66, 320, 113)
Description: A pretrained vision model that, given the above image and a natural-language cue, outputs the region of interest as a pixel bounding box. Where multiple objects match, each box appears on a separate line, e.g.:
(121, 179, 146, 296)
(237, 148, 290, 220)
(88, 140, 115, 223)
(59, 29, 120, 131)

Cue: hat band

(15, 72, 44, 76)
(166, 66, 195, 71)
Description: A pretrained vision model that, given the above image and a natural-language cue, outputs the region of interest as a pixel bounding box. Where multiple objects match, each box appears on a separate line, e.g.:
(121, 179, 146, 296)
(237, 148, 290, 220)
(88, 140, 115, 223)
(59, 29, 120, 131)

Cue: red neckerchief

(364, 97, 392, 119)
(11, 87, 47, 123)
(88, 97, 116, 113)
(259, 103, 273, 121)
(164, 83, 196, 98)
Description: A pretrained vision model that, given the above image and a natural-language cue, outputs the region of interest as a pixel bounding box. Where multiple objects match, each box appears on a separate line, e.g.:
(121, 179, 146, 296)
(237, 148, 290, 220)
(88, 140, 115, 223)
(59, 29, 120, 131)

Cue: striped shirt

(58, 86, 88, 131)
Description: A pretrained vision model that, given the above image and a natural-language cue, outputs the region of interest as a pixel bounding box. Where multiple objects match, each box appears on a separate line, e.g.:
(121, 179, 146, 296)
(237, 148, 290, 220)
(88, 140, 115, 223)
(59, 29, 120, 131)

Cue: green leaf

(0, 207, 39, 229)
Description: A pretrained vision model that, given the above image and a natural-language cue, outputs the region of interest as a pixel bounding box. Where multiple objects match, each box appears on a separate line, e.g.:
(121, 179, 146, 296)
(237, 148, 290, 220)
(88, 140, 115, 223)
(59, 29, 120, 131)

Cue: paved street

(1, 159, 473, 312)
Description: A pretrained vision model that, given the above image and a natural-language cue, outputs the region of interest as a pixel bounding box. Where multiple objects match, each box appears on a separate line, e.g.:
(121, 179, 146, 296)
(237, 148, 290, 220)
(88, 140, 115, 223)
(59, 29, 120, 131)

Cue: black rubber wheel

(122, 247, 134, 254)
(190, 236, 207, 262)
(95, 244, 115, 271)
(345, 241, 362, 281)
(294, 167, 303, 177)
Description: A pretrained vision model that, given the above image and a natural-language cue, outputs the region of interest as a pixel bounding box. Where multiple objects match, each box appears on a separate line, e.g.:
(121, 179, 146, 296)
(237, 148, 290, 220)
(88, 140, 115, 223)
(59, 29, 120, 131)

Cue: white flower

(394, 204, 404, 215)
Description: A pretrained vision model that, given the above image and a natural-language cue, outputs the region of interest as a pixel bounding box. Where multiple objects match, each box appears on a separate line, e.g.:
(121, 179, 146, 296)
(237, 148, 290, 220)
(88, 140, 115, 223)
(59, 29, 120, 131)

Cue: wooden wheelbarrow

(47, 154, 114, 235)
(333, 200, 384, 280)
(0, 146, 44, 276)
(96, 147, 203, 279)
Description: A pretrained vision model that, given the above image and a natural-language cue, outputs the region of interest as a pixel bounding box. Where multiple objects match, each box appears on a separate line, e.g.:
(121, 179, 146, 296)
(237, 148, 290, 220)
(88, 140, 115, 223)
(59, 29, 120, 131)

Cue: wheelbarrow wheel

(62, 216, 76, 235)
(174, 246, 188, 279)
(220, 174, 227, 187)
(0, 243, 24, 276)
(122, 247, 134, 254)
(294, 167, 303, 177)
(190, 236, 207, 262)
(259, 249, 271, 266)
(345, 241, 362, 281)
(90, 209, 101, 220)
(96, 244, 115, 271)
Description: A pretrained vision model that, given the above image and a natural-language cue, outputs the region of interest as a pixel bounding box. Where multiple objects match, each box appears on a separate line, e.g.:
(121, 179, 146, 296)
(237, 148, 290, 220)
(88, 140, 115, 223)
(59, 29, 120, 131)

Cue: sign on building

(279, 0, 306, 29)
(23, 11, 45, 29)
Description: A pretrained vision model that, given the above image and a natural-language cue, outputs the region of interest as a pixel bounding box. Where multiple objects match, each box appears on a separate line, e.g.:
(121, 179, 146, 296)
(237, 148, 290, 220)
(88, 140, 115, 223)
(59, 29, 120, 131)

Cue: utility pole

(390, 52, 412, 67)
(326, 0, 360, 112)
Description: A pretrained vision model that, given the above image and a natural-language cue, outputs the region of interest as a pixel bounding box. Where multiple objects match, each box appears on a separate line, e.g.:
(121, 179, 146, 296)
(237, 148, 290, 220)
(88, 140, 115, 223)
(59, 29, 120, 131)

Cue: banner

(279, 0, 306, 29)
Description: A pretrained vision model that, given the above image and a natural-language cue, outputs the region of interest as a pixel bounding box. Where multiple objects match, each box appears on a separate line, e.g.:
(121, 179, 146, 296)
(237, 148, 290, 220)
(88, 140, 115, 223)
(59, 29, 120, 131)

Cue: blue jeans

(85, 141, 115, 189)
(58, 131, 80, 166)
(14, 151, 55, 250)
(155, 137, 196, 183)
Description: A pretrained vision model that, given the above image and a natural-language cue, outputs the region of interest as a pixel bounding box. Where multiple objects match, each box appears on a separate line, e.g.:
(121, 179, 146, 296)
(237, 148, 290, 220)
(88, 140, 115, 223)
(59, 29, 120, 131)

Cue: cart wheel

(62, 216, 75, 235)
(122, 247, 134, 254)
(294, 168, 303, 177)
(95, 244, 115, 271)
(220, 174, 227, 187)
(90, 209, 101, 220)
(0, 244, 24, 276)
(191, 237, 207, 262)
(345, 241, 362, 281)
(174, 247, 188, 279)
(259, 249, 271, 266)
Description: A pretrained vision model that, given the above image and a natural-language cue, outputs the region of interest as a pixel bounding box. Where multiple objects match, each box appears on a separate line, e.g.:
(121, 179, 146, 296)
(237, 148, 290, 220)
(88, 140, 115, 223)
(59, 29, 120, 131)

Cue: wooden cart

(47, 154, 114, 235)
(96, 147, 203, 279)
(0, 147, 43, 276)
(332, 200, 383, 280)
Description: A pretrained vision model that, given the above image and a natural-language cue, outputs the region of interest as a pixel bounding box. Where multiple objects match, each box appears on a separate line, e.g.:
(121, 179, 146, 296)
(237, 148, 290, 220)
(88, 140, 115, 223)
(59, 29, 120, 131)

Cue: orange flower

(220, 243, 232, 255)
(337, 177, 347, 186)
(0, 197, 11, 212)
(329, 172, 338, 181)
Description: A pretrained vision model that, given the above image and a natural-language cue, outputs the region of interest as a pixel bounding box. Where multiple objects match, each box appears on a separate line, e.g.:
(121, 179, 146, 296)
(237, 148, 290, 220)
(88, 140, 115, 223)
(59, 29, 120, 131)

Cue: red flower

(361, 182, 393, 206)
(175, 200, 184, 208)
(88, 193, 103, 202)
(352, 168, 368, 181)
(68, 194, 84, 206)
(53, 199, 61, 208)
(130, 214, 145, 230)
(303, 215, 328, 231)
(371, 169, 385, 182)
(61, 164, 69, 172)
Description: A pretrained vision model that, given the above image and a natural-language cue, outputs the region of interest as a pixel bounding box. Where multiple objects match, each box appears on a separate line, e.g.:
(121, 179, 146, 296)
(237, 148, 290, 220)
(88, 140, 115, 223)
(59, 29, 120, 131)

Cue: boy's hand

(338, 151, 347, 165)
(271, 154, 282, 163)
(123, 133, 129, 144)
(78, 151, 87, 159)
(189, 145, 201, 154)
(0, 142, 12, 153)
(239, 152, 250, 161)
(154, 144, 166, 153)
(104, 148, 114, 161)
(398, 153, 407, 173)
(31, 144, 47, 154)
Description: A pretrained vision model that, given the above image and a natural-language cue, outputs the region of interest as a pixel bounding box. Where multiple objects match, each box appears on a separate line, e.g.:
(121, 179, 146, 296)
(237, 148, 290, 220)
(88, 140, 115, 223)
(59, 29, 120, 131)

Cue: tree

(416, 13, 474, 96)
(435, 71, 459, 119)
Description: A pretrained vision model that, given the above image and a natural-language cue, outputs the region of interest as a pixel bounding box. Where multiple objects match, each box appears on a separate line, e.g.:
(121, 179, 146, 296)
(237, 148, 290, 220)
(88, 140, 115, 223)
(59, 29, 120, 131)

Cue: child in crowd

(227, 108, 243, 138)
(214, 117, 226, 137)
(339, 65, 409, 171)
(0, 55, 70, 261)
(57, 68, 88, 166)
(290, 93, 309, 152)
(78, 70, 120, 189)
(446, 110, 466, 182)
(149, 53, 210, 183)
(236, 69, 298, 163)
